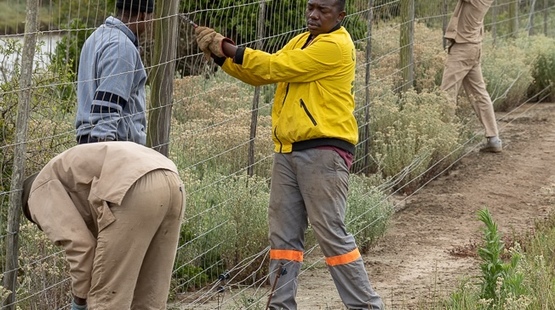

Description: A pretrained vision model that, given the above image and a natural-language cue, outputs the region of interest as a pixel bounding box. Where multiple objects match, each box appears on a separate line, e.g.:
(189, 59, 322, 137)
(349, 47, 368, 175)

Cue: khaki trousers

(88, 169, 185, 310)
(441, 42, 499, 137)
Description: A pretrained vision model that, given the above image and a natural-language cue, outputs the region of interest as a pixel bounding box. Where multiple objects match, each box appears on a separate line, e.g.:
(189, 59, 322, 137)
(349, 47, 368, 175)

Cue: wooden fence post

(362, 0, 374, 174)
(442, 0, 448, 50)
(399, 0, 415, 92)
(528, 0, 537, 36)
(544, 0, 549, 36)
(2, 0, 38, 307)
(247, 1, 266, 177)
(492, 0, 498, 45)
(147, 0, 179, 156)
(509, 0, 519, 37)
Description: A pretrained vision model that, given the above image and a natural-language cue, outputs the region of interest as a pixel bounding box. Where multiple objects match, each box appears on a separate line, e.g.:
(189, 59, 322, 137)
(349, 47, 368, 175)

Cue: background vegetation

(1, 0, 555, 308)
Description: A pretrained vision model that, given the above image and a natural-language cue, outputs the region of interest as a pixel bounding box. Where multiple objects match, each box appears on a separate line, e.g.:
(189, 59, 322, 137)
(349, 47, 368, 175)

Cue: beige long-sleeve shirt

(445, 0, 494, 44)
(27, 142, 178, 298)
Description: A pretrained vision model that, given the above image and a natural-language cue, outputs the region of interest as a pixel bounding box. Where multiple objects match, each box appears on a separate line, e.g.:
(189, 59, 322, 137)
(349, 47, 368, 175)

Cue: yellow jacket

(220, 26, 358, 154)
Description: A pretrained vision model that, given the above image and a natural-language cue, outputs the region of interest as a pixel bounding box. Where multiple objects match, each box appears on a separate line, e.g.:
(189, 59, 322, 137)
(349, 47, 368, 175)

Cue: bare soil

(296, 102, 555, 309)
(178, 102, 555, 309)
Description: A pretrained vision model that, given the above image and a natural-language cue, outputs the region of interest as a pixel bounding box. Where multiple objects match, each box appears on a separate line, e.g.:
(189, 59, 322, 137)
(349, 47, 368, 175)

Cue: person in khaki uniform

(441, 0, 502, 152)
(21, 142, 185, 310)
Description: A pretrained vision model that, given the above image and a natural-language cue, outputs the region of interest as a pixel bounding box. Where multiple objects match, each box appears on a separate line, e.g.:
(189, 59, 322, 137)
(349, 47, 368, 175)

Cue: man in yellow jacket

(441, 0, 502, 152)
(22, 142, 185, 310)
(195, 0, 383, 309)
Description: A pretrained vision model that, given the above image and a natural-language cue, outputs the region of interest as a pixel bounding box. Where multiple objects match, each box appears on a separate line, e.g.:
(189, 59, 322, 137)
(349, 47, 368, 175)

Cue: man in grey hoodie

(75, 0, 154, 145)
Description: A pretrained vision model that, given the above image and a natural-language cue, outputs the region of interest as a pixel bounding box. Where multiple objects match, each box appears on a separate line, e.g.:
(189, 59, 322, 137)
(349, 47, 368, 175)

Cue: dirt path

(295, 103, 555, 309)
(177, 103, 555, 310)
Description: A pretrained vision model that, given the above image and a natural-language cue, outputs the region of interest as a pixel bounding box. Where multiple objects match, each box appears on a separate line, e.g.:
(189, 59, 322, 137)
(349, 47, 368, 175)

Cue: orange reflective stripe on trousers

(270, 249, 304, 262)
(325, 248, 361, 266)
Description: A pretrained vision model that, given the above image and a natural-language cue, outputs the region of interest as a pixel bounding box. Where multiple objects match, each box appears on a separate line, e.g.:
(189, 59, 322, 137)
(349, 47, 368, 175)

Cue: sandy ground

(176, 102, 555, 310)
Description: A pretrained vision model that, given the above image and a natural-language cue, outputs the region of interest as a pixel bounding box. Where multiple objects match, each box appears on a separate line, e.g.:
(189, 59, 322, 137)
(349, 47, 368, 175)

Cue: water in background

(0, 33, 62, 83)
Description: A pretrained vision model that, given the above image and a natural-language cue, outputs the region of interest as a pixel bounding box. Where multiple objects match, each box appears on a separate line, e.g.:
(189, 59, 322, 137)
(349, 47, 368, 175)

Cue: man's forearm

(222, 40, 238, 58)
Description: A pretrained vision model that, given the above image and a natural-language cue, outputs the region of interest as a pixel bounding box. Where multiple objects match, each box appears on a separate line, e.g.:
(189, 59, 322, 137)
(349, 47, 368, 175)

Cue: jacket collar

(104, 16, 139, 47)
(305, 23, 342, 47)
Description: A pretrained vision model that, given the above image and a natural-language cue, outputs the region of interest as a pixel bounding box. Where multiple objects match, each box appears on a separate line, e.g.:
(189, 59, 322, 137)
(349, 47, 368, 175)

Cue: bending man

(22, 142, 185, 310)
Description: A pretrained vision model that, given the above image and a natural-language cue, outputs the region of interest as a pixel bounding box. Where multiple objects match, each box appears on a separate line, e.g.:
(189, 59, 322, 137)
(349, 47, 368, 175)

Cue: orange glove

(194, 26, 233, 59)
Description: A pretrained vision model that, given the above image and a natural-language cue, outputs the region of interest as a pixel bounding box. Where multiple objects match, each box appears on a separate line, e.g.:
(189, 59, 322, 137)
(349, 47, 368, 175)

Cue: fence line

(1, 0, 554, 308)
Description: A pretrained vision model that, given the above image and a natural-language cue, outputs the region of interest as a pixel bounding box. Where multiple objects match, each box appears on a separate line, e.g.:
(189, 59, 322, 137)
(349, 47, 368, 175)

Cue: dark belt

(77, 135, 100, 144)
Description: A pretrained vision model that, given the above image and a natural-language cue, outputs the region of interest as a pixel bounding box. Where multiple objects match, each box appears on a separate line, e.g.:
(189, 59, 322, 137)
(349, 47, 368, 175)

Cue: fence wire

(1, 0, 554, 309)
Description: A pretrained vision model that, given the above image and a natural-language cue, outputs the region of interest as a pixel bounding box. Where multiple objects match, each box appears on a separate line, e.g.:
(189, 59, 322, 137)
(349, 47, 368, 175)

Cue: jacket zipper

(273, 127, 283, 153)
(300, 99, 317, 126)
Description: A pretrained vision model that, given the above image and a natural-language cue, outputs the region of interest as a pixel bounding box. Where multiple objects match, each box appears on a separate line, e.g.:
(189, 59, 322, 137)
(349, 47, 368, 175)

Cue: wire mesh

(1, 0, 554, 308)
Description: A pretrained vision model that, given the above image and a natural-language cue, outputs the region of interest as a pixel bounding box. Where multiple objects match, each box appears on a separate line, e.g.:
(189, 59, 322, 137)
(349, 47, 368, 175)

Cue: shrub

(171, 73, 274, 179)
(173, 173, 270, 293)
(477, 209, 527, 309)
(49, 19, 91, 82)
(517, 35, 555, 102)
(345, 174, 394, 253)
(367, 88, 464, 194)
(17, 223, 71, 309)
(482, 36, 534, 112)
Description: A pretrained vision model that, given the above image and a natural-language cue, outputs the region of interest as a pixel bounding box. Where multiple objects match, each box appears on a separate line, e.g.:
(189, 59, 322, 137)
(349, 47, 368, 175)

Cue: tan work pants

(441, 42, 499, 137)
(88, 169, 185, 310)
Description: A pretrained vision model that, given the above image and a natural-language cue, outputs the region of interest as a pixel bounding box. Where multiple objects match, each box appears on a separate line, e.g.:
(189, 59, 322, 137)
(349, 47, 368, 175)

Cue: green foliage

(180, 0, 367, 54)
(433, 210, 555, 310)
(364, 88, 463, 194)
(0, 39, 20, 190)
(50, 0, 114, 30)
(227, 293, 266, 310)
(0, 36, 76, 290)
(49, 19, 92, 82)
(477, 208, 526, 309)
(17, 223, 71, 308)
(482, 36, 534, 112)
(520, 35, 555, 102)
(171, 73, 274, 179)
(477, 208, 507, 303)
(413, 23, 446, 92)
(345, 174, 394, 253)
(443, 279, 482, 310)
(173, 173, 271, 293)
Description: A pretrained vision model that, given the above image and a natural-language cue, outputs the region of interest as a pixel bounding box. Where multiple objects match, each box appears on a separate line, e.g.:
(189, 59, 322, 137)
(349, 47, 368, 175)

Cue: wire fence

(1, 0, 554, 308)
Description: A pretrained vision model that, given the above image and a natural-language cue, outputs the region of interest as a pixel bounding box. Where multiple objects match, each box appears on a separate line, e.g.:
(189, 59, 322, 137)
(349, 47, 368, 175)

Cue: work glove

(194, 26, 234, 59)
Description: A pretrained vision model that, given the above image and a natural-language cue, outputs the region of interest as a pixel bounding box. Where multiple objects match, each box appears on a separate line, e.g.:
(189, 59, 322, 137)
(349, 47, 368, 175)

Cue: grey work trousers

(267, 149, 383, 310)
(441, 42, 499, 137)
(88, 169, 185, 310)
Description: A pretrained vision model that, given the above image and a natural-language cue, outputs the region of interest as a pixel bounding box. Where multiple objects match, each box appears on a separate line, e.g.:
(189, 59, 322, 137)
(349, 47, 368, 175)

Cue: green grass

(0, 1, 58, 35)
(416, 210, 555, 310)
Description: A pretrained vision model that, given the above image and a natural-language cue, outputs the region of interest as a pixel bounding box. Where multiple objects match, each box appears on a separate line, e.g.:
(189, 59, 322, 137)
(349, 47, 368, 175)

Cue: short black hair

(336, 0, 346, 11)
(116, 0, 154, 14)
